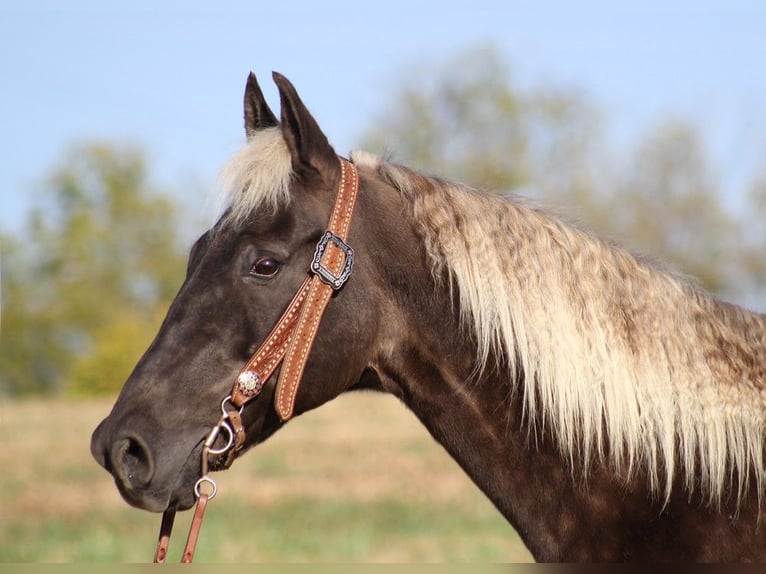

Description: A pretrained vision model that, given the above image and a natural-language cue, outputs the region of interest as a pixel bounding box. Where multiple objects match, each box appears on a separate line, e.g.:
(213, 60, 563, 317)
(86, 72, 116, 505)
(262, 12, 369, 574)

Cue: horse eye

(250, 257, 280, 278)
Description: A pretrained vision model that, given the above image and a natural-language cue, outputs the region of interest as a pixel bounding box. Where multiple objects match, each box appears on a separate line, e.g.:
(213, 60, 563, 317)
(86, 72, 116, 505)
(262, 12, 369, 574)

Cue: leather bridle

(153, 157, 359, 562)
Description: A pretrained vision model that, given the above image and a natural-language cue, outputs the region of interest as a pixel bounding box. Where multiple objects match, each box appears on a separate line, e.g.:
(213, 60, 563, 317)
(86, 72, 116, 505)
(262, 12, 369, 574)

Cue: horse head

(90, 72, 412, 513)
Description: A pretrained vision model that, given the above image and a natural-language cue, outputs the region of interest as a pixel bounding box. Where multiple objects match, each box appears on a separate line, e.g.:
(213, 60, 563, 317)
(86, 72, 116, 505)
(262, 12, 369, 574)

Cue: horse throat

(367, 292, 576, 559)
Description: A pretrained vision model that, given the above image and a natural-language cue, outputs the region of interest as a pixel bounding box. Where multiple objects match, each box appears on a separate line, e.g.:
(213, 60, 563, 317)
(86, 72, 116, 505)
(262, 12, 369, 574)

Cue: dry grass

(0, 393, 532, 562)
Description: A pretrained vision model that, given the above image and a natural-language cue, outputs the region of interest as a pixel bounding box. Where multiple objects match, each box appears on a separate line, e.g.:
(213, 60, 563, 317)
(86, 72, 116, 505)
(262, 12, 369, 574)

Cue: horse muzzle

(90, 417, 200, 512)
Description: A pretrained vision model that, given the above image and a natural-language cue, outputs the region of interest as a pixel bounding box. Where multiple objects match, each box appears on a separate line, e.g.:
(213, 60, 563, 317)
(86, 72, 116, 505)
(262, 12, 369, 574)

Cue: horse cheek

(297, 290, 379, 412)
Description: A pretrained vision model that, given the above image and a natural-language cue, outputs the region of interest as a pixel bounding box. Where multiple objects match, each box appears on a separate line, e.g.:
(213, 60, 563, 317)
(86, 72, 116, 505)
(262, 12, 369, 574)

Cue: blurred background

(1, 0, 765, 562)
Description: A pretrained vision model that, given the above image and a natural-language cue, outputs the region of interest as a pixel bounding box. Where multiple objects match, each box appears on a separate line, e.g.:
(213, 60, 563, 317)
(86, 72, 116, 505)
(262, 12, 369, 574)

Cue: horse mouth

(113, 479, 178, 513)
(105, 438, 204, 513)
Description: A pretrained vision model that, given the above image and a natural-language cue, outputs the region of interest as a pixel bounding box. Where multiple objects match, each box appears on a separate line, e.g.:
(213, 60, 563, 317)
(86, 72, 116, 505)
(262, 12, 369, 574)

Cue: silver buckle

(311, 231, 354, 290)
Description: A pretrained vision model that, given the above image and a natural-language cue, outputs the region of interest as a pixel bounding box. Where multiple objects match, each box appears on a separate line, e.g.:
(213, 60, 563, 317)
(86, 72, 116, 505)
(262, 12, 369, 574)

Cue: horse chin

(168, 489, 198, 512)
(165, 449, 207, 512)
(114, 475, 199, 513)
(113, 478, 174, 513)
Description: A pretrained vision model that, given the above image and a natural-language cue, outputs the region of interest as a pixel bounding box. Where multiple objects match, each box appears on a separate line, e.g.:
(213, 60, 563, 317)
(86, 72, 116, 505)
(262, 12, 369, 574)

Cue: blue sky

(2, 1, 765, 236)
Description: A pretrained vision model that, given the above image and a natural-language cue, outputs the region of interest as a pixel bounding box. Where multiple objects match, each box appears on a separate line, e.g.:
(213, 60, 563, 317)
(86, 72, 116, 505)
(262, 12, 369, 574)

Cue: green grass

(188, 497, 522, 562)
(0, 395, 532, 562)
(0, 496, 524, 562)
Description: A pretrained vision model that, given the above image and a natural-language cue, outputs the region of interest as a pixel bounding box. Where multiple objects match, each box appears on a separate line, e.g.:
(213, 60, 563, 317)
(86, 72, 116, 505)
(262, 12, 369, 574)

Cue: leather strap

(229, 158, 359, 421)
(230, 277, 313, 406)
(222, 409, 246, 469)
(153, 508, 176, 563)
(181, 492, 209, 562)
(150, 159, 359, 564)
(275, 158, 358, 420)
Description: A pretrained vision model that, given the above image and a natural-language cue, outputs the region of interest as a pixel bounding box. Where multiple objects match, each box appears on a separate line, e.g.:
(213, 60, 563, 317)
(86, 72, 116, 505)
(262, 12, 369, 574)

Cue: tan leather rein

(153, 157, 359, 562)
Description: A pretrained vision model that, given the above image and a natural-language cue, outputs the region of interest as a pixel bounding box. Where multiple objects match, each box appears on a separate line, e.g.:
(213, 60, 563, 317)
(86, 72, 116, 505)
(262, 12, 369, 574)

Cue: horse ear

(272, 71, 338, 180)
(244, 72, 278, 137)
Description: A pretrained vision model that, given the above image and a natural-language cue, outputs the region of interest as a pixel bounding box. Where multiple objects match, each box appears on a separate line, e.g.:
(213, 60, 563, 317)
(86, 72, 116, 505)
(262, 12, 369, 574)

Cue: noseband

(154, 157, 359, 562)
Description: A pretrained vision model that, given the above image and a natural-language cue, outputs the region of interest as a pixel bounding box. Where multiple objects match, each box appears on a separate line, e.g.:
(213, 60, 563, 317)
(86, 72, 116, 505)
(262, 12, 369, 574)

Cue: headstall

(153, 157, 359, 562)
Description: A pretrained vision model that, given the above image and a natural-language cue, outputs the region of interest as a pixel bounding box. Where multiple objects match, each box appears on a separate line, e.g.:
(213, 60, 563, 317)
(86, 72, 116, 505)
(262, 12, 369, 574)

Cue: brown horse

(91, 72, 766, 561)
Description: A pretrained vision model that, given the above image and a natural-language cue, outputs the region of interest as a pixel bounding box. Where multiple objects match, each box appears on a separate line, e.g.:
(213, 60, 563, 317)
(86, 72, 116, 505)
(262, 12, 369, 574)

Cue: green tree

(1, 235, 67, 395)
(739, 172, 766, 304)
(363, 45, 603, 204)
(0, 143, 186, 396)
(606, 121, 741, 295)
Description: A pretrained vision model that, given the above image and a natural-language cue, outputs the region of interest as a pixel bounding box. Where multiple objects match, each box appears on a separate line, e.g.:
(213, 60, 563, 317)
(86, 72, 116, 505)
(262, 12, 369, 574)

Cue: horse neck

(368, 267, 592, 560)
(357, 184, 575, 557)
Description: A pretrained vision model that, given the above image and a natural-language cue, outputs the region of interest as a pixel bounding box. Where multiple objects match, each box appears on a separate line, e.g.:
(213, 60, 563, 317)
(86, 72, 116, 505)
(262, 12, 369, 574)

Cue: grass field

(0, 393, 533, 562)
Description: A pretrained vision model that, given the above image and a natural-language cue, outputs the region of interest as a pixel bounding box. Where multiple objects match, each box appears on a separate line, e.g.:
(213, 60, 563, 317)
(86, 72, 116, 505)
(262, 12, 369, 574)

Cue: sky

(2, 1, 765, 237)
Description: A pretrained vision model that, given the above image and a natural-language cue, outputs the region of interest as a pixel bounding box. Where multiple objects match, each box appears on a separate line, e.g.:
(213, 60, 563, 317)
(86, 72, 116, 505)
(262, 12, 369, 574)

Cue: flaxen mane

(217, 130, 766, 508)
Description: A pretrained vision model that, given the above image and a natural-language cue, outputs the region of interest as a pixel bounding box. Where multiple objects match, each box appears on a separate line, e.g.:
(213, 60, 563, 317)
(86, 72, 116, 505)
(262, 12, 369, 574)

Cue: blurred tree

(739, 172, 766, 305)
(360, 46, 756, 301)
(607, 121, 740, 294)
(1, 235, 67, 395)
(362, 45, 604, 205)
(0, 143, 186, 396)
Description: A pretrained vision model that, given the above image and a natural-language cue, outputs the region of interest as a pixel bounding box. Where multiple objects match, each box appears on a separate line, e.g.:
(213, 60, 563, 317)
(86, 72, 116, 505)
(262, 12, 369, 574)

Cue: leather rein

(153, 157, 359, 562)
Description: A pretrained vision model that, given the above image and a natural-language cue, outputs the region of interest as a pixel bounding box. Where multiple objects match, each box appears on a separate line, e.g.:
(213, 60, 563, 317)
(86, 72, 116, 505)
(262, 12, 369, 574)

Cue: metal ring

(220, 394, 244, 417)
(194, 476, 217, 500)
(204, 421, 234, 455)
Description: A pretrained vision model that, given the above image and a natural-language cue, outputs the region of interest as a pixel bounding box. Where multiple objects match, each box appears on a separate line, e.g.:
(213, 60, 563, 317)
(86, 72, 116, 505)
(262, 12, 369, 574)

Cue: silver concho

(236, 371, 263, 397)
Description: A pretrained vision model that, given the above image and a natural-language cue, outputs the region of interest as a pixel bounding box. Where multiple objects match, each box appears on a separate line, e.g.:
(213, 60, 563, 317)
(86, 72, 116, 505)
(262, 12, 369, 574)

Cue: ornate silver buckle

(311, 231, 354, 290)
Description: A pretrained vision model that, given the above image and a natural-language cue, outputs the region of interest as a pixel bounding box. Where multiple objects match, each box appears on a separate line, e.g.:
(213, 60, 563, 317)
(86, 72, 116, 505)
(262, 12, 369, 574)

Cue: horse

(91, 71, 766, 562)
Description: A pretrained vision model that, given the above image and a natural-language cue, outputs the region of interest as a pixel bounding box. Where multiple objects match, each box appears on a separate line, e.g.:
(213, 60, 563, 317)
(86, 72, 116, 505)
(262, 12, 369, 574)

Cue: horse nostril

(111, 434, 155, 489)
